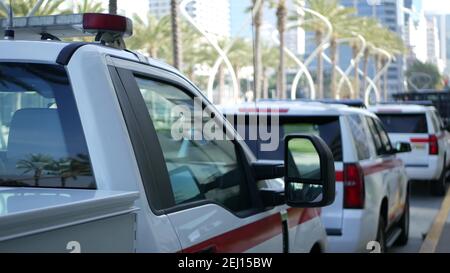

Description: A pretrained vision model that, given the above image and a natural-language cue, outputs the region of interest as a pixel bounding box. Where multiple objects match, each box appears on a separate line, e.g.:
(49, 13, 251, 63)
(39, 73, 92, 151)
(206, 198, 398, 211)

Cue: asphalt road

(390, 182, 449, 253)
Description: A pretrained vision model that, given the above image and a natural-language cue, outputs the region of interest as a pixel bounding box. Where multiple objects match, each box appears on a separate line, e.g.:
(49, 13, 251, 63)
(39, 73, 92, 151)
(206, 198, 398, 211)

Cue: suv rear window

(0, 63, 94, 189)
(377, 113, 428, 134)
(229, 115, 342, 162)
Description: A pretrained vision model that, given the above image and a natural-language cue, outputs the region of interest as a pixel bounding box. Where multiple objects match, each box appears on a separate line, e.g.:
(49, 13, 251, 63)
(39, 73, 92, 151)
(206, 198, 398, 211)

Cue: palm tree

(74, 0, 104, 13)
(170, 0, 183, 70)
(347, 17, 368, 98)
(227, 38, 253, 98)
(0, 0, 68, 17)
(358, 21, 405, 99)
(326, 6, 357, 99)
(127, 14, 171, 59)
(275, 0, 288, 99)
(378, 31, 406, 100)
(180, 22, 207, 80)
(292, 0, 342, 99)
(356, 18, 384, 97)
(261, 45, 279, 98)
(109, 0, 117, 14)
(252, 0, 264, 100)
(290, 0, 356, 99)
(16, 154, 53, 186)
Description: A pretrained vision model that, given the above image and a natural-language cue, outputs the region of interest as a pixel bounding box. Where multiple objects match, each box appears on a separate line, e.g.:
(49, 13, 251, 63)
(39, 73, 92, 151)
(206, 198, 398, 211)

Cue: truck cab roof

(219, 100, 378, 118)
(0, 39, 179, 75)
(368, 104, 436, 114)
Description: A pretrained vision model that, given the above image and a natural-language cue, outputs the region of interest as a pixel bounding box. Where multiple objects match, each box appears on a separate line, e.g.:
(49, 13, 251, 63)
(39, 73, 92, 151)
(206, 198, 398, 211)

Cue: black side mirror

(394, 142, 412, 153)
(284, 134, 336, 208)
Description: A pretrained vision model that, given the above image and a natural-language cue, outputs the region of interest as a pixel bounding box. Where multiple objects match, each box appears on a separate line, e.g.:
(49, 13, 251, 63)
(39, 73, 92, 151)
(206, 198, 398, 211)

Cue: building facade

(339, 0, 406, 98)
(149, 0, 231, 37)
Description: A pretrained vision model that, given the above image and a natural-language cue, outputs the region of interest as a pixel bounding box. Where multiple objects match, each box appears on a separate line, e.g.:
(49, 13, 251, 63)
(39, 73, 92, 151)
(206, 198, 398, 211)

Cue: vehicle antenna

(4, 0, 14, 40)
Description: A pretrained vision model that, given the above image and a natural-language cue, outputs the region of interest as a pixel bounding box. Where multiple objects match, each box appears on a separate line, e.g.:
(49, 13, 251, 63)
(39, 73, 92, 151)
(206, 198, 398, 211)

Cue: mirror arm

(260, 189, 286, 207)
(252, 161, 285, 180)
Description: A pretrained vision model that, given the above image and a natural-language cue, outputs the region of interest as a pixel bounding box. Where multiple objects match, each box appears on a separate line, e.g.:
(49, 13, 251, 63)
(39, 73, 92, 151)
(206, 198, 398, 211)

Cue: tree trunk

(262, 69, 269, 99)
(218, 64, 226, 104)
(361, 48, 370, 98)
(148, 48, 158, 59)
(316, 31, 324, 99)
(109, 0, 117, 14)
(253, 0, 263, 100)
(235, 65, 241, 101)
(330, 37, 338, 99)
(352, 45, 360, 99)
(170, 0, 183, 70)
(383, 59, 389, 101)
(374, 54, 382, 96)
(276, 0, 287, 99)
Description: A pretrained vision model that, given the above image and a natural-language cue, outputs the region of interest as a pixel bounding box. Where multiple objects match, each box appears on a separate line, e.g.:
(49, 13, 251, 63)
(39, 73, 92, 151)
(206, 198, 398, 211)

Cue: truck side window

(374, 119, 394, 154)
(0, 63, 95, 189)
(366, 117, 384, 156)
(368, 117, 393, 155)
(134, 77, 252, 214)
(348, 115, 372, 160)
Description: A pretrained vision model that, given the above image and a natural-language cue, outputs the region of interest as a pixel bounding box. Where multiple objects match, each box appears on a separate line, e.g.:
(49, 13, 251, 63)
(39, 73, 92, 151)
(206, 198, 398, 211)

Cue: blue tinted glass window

(0, 63, 94, 189)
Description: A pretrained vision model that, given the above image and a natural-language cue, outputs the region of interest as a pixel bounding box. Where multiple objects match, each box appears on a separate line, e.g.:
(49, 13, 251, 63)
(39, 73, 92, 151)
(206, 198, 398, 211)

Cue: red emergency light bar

(0, 13, 133, 41)
(83, 13, 132, 37)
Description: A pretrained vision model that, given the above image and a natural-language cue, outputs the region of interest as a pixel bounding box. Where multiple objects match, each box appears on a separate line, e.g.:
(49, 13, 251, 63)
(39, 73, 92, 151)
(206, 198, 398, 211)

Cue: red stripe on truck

(182, 208, 319, 253)
(335, 158, 403, 181)
(361, 159, 403, 176)
(410, 138, 430, 143)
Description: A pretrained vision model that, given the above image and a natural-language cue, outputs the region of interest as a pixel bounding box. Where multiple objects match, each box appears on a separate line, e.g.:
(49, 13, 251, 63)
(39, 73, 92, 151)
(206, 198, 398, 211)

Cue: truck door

(110, 60, 285, 253)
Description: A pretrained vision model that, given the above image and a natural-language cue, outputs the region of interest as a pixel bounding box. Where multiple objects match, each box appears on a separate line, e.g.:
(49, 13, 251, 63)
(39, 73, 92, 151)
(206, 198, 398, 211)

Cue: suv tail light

(429, 135, 439, 155)
(344, 163, 365, 209)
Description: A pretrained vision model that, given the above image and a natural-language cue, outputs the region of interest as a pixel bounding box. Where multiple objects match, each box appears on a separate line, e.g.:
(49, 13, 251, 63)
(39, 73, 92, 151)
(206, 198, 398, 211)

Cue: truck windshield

(0, 63, 95, 189)
(377, 113, 428, 134)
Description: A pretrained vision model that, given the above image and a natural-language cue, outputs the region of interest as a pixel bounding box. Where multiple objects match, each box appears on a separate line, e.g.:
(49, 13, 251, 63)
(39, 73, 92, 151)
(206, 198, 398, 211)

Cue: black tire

(395, 195, 410, 246)
(430, 167, 446, 196)
(376, 216, 387, 253)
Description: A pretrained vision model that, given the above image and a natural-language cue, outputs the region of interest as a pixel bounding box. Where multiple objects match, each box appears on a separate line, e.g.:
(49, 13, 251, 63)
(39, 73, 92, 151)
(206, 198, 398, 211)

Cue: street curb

(420, 188, 450, 253)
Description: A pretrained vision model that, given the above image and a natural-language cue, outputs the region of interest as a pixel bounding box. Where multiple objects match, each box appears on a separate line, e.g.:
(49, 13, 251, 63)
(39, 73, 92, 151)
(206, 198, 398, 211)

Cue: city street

(391, 182, 450, 253)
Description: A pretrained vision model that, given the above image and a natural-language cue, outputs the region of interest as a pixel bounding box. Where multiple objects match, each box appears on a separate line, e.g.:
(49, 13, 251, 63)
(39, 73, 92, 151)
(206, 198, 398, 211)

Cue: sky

(99, 0, 149, 19)
(420, 0, 450, 14)
(94, 0, 450, 19)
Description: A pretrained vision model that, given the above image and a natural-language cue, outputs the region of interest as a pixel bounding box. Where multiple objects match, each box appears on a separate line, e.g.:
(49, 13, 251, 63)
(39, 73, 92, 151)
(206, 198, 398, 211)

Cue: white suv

(369, 105, 450, 196)
(220, 101, 411, 253)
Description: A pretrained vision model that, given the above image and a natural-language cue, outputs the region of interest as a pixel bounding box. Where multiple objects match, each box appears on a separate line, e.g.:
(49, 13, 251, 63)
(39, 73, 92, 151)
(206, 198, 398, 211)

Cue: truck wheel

(376, 217, 387, 253)
(395, 195, 410, 246)
(430, 168, 446, 196)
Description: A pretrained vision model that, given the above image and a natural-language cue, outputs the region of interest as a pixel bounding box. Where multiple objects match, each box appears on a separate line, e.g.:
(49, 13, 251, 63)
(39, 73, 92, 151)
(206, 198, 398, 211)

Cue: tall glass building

(304, 0, 406, 98)
(340, 0, 405, 98)
(148, 0, 231, 37)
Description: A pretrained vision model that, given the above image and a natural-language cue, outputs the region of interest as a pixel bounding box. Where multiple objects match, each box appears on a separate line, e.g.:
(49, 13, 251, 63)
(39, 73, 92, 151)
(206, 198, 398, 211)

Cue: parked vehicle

(393, 91, 450, 127)
(369, 104, 450, 196)
(220, 101, 411, 252)
(0, 13, 335, 253)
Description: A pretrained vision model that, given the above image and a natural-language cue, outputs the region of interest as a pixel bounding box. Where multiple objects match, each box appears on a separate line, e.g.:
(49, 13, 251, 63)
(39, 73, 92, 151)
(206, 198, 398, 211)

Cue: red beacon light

(0, 13, 133, 49)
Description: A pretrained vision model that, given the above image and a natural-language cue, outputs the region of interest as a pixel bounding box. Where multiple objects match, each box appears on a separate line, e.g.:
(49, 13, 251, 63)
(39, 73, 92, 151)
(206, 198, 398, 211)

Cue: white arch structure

(336, 34, 367, 98)
(270, 25, 316, 100)
(182, 0, 264, 103)
(318, 41, 354, 99)
(180, 0, 240, 103)
(364, 47, 392, 103)
(291, 7, 333, 99)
